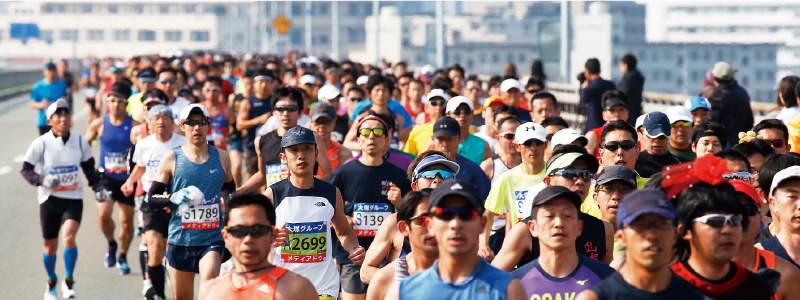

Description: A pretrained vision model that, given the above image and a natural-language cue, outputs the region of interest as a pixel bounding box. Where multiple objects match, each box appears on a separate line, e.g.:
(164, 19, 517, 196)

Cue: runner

(665, 106, 696, 161)
(266, 126, 366, 299)
(21, 99, 100, 299)
(199, 190, 318, 300)
(446, 96, 492, 164)
(78, 63, 102, 125)
(348, 75, 412, 149)
(97, 66, 127, 115)
(316, 85, 351, 144)
(529, 92, 562, 125)
(329, 112, 412, 300)
(428, 116, 492, 199)
(308, 102, 352, 175)
(753, 119, 792, 155)
(691, 122, 727, 159)
(480, 116, 521, 182)
(227, 69, 254, 186)
(591, 166, 637, 257)
(201, 76, 235, 150)
(513, 186, 615, 299)
(127, 68, 158, 122)
(760, 165, 800, 270)
(385, 179, 526, 300)
(635, 112, 689, 178)
(540, 116, 570, 161)
(237, 69, 275, 179)
(154, 68, 191, 124)
(474, 97, 508, 149)
(30, 62, 68, 135)
(122, 105, 186, 299)
(85, 82, 138, 276)
(585, 91, 629, 159)
(404, 89, 449, 155)
(147, 104, 236, 300)
(577, 189, 704, 300)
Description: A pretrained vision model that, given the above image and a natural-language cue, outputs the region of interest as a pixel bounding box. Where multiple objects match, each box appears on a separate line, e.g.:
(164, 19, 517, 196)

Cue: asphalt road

(0, 94, 186, 299)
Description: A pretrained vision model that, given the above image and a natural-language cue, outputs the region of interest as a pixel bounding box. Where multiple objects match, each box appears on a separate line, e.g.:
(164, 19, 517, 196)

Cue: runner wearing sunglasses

(760, 166, 800, 270)
(404, 89, 449, 156)
(385, 179, 526, 300)
(480, 115, 522, 183)
(446, 96, 492, 165)
(155, 68, 191, 126)
(666, 105, 696, 161)
(753, 119, 792, 155)
(201, 76, 234, 150)
(635, 112, 689, 178)
(200, 190, 317, 300)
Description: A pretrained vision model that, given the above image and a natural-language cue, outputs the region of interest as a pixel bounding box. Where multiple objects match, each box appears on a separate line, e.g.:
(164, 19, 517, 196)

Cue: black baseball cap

(432, 117, 461, 139)
(281, 126, 317, 148)
(109, 82, 132, 99)
(617, 188, 675, 229)
(596, 165, 637, 188)
(429, 179, 484, 214)
(603, 97, 628, 111)
(531, 186, 582, 210)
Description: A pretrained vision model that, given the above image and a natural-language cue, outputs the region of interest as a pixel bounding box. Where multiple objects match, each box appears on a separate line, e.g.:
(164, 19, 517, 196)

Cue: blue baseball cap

(617, 188, 675, 229)
(281, 126, 317, 148)
(684, 96, 712, 112)
(642, 112, 671, 139)
(44, 62, 56, 70)
(138, 70, 156, 78)
(412, 154, 460, 181)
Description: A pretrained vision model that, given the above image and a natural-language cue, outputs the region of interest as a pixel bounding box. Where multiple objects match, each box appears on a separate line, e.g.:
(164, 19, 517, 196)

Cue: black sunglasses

(602, 140, 636, 152)
(449, 109, 472, 116)
(350, 97, 364, 102)
(743, 204, 761, 217)
(522, 139, 546, 147)
(225, 224, 274, 238)
(764, 139, 787, 148)
(274, 105, 300, 112)
(550, 168, 594, 181)
(182, 118, 210, 126)
(434, 207, 479, 221)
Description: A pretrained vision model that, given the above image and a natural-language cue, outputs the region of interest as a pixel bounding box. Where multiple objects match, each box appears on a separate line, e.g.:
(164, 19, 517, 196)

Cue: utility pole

(260, 2, 269, 53)
(560, 1, 571, 83)
(305, 1, 312, 54)
(332, 1, 339, 60)
(373, 1, 380, 66)
(271, 1, 278, 54)
(435, 0, 445, 68)
(286, 1, 293, 51)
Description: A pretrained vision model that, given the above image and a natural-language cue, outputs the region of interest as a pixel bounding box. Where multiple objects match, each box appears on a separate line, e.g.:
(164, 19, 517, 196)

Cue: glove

(40, 174, 61, 189)
(171, 186, 204, 206)
(94, 185, 112, 203)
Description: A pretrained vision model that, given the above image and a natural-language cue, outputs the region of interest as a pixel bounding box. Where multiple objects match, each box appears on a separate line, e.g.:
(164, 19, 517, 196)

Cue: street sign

(273, 14, 292, 35)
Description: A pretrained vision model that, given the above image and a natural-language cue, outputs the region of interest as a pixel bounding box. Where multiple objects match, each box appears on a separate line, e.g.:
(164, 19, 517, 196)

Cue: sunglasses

(602, 140, 637, 152)
(597, 184, 634, 194)
(325, 68, 339, 73)
(417, 169, 455, 180)
(522, 139, 546, 148)
(139, 77, 156, 83)
(550, 168, 594, 181)
(498, 132, 515, 140)
(407, 214, 430, 227)
(225, 224, 274, 239)
(434, 207, 479, 221)
(693, 214, 742, 228)
(350, 97, 364, 102)
(743, 204, 761, 217)
(359, 127, 385, 137)
(107, 96, 128, 103)
(526, 89, 542, 94)
(182, 118, 210, 126)
(671, 121, 692, 128)
(158, 79, 177, 84)
(449, 109, 472, 116)
(764, 139, 787, 148)
(274, 105, 300, 112)
(466, 86, 481, 91)
(628, 220, 673, 231)
(723, 172, 750, 181)
(429, 99, 446, 106)
(202, 86, 221, 91)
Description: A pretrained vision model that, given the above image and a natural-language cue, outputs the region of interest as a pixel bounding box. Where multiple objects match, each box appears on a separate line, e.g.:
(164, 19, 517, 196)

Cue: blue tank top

(245, 95, 272, 149)
(512, 255, 616, 300)
(168, 146, 225, 246)
(399, 259, 514, 300)
(99, 115, 133, 181)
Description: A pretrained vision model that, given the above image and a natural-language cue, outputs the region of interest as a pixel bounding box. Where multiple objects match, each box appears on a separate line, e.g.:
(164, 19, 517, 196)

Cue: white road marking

(0, 166, 12, 175)
(13, 154, 25, 163)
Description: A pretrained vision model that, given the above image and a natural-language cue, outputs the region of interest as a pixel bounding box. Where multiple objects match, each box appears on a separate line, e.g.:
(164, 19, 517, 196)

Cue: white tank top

(24, 131, 93, 203)
(132, 134, 186, 196)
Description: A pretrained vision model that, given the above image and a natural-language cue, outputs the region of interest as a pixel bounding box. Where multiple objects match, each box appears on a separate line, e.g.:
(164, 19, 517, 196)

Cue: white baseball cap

(45, 98, 71, 119)
(179, 103, 210, 121)
(299, 74, 317, 86)
(318, 85, 341, 102)
(446, 96, 474, 113)
(500, 79, 522, 92)
(550, 129, 588, 151)
(419, 64, 434, 76)
(425, 89, 450, 104)
(514, 122, 547, 144)
(635, 114, 647, 131)
(666, 106, 692, 124)
(356, 75, 369, 85)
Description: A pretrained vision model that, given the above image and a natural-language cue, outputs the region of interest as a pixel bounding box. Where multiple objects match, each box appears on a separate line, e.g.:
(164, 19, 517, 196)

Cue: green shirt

(668, 144, 696, 161)
(458, 133, 485, 165)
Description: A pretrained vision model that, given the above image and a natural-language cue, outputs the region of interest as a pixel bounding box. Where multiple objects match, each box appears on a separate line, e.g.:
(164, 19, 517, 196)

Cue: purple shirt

(344, 149, 413, 172)
(512, 255, 615, 300)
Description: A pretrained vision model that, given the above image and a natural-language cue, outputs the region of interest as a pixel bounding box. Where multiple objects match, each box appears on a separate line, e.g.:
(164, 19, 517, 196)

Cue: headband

(253, 75, 272, 81)
(357, 115, 390, 132)
(144, 96, 166, 104)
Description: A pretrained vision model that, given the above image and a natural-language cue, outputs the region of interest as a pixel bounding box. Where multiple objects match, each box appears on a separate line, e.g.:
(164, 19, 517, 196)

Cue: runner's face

(691, 108, 711, 126)
(692, 135, 722, 158)
(414, 164, 449, 190)
(370, 84, 390, 106)
(546, 160, 592, 199)
(156, 73, 177, 95)
(241, 78, 254, 95)
(497, 121, 521, 155)
(150, 114, 173, 135)
(600, 130, 639, 171)
(531, 197, 581, 252)
(274, 98, 300, 130)
(254, 78, 273, 96)
(357, 120, 388, 156)
(770, 179, 800, 231)
(602, 106, 628, 122)
(310, 117, 333, 141)
(620, 213, 676, 271)
(641, 132, 668, 156)
(47, 110, 72, 133)
(429, 196, 485, 257)
(449, 70, 463, 90)
(740, 194, 761, 244)
(404, 200, 438, 255)
(432, 136, 460, 160)
(757, 128, 790, 154)
(281, 143, 317, 176)
(594, 181, 634, 226)
(107, 95, 128, 116)
(671, 121, 692, 147)
(408, 82, 423, 102)
(202, 82, 221, 102)
(514, 139, 546, 165)
(181, 114, 209, 144)
(223, 205, 273, 268)
(685, 212, 742, 263)
(531, 98, 559, 125)
(425, 97, 446, 119)
(464, 81, 482, 101)
(502, 89, 520, 105)
(448, 104, 472, 128)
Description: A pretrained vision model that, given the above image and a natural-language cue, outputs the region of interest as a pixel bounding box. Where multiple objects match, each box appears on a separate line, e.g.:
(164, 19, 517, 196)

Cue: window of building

(113, 30, 130, 41)
(349, 3, 358, 16)
(319, 34, 328, 44)
(691, 50, 698, 61)
(41, 4, 53, 13)
(507, 53, 513, 63)
(480, 53, 486, 63)
(519, 53, 525, 63)
(493, 53, 500, 63)
(402, 39, 410, 47)
(40, 30, 53, 42)
(365, 2, 373, 15)
(677, 55, 683, 67)
(291, 29, 302, 44)
(292, 3, 302, 16)
(317, 3, 329, 15)
(664, 71, 671, 81)
(741, 76, 749, 86)
(138, 30, 156, 41)
(133, 4, 143, 14)
(165, 31, 182, 42)
(717, 50, 723, 61)
(677, 77, 683, 88)
(455, 53, 461, 64)
(756, 70, 763, 81)
(108, 4, 118, 14)
(467, 59, 474, 69)
(742, 56, 749, 66)
(190, 30, 209, 42)
(653, 70, 660, 81)
(160, 4, 170, 14)
(87, 29, 104, 41)
(81, 4, 92, 13)
(348, 28, 365, 43)
(61, 29, 78, 41)
(184, 4, 196, 13)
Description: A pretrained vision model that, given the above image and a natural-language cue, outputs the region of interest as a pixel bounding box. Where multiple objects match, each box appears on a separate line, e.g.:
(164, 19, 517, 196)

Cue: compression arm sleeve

(221, 180, 235, 206)
(148, 181, 171, 209)
(21, 162, 41, 186)
(80, 157, 99, 187)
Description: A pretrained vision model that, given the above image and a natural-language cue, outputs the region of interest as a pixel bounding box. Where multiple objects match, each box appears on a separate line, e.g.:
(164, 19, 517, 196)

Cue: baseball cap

(531, 186, 582, 210)
(684, 96, 712, 112)
(281, 126, 317, 148)
(666, 106, 692, 124)
(429, 179, 484, 214)
(177, 85, 194, 98)
(419, 65, 434, 77)
(179, 103, 210, 121)
(318, 85, 341, 102)
(108, 82, 132, 99)
(642, 112, 671, 139)
(729, 179, 760, 204)
(108, 66, 123, 74)
(44, 62, 56, 70)
(425, 89, 450, 104)
(617, 188, 675, 229)
(147, 104, 172, 120)
(356, 76, 369, 85)
(550, 129, 588, 151)
(770, 166, 800, 196)
(412, 154, 460, 180)
(142, 95, 167, 106)
(712, 61, 735, 81)
(138, 70, 156, 78)
(299, 74, 316, 86)
(432, 117, 461, 138)
(603, 97, 627, 111)
(635, 114, 646, 131)
(483, 96, 505, 109)
(514, 122, 547, 144)
(445, 96, 474, 113)
(45, 98, 71, 119)
(309, 102, 337, 122)
(500, 79, 522, 92)
(545, 152, 600, 177)
(596, 165, 637, 188)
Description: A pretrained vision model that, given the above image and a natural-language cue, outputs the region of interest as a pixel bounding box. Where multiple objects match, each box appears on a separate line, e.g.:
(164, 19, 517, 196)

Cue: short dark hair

(272, 86, 304, 108)
(196, 64, 209, 72)
(223, 190, 276, 227)
(492, 105, 521, 120)
(753, 119, 790, 141)
(398, 72, 414, 81)
(541, 116, 569, 129)
(255, 68, 277, 81)
(488, 75, 504, 88)
(495, 116, 521, 131)
(530, 92, 558, 108)
(599, 120, 638, 146)
(348, 86, 365, 97)
(139, 67, 157, 78)
(758, 153, 800, 194)
(366, 74, 394, 94)
(674, 182, 748, 261)
(465, 75, 482, 86)
(243, 69, 257, 79)
(447, 64, 465, 78)
(585, 58, 601, 75)
(715, 150, 752, 173)
(526, 76, 545, 89)
(644, 172, 664, 192)
(205, 75, 222, 87)
(779, 76, 800, 107)
(157, 67, 176, 78)
(551, 144, 590, 157)
(395, 61, 407, 68)
(732, 139, 775, 159)
(407, 150, 448, 180)
(368, 110, 396, 133)
(431, 76, 454, 91)
(691, 122, 727, 147)
(397, 189, 432, 222)
(620, 53, 637, 70)
(142, 88, 170, 103)
(322, 59, 339, 70)
(601, 90, 629, 110)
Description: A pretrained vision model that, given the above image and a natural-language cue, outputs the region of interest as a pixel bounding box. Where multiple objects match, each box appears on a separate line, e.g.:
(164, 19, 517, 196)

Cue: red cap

(729, 179, 760, 204)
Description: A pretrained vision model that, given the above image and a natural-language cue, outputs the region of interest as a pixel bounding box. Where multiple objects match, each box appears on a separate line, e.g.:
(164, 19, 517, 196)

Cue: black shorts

(40, 197, 83, 240)
(141, 203, 170, 238)
(167, 241, 225, 273)
(99, 172, 135, 206)
(339, 263, 368, 294)
(243, 148, 259, 175)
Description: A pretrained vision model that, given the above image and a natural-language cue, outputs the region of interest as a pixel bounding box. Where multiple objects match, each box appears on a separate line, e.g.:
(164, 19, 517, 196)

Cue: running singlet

(458, 133, 486, 165)
(245, 95, 272, 150)
(271, 178, 339, 297)
(258, 130, 283, 187)
(316, 141, 342, 176)
(394, 255, 410, 283)
(512, 255, 615, 300)
(484, 165, 546, 229)
(399, 259, 514, 300)
(132, 134, 186, 198)
(753, 248, 776, 272)
(589, 272, 705, 300)
(490, 156, 511, 185)
(671, 260, 774, 300)
(760, 236, 800, 270)
(24, 132, 92, 203)
(518, 213, 608, 266)
(205, 266, 288, 300)
(202, 101, 229, 150)
(168, 146, 225, 246)
(134, 122, 151, 198)
(99, 115, 134, 181)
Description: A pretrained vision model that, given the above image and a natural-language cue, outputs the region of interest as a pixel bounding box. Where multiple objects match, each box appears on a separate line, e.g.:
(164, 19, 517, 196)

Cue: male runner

(147, 104, 236, 300)
(154, 68, 191, 124)
(21, 99, 100, 299)
(308, 101, 352, 174)
(199, 190, 317, 300)
(85, 82, 138, 275)
(266, 126, 365, 299)
(404, 89, 448, 156)
(30, 62, 68, 135)
(761, 165, 800, 270)
(592, 166, 637, 257)
(237, 69, 276, 178)
(122, 105, 186, 299)
(446, 96, 492, 164)
(480, 116, 522, 182)
(201, 76, 235, 150)
(513, 186, 615, 299)
(577, 189, 704, 300)
(429, 117, 492, 199)
(385, 179, 527, 300)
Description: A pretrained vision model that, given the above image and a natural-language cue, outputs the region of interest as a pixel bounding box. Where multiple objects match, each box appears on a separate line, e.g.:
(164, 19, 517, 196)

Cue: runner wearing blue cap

(30, 62, 68, 135)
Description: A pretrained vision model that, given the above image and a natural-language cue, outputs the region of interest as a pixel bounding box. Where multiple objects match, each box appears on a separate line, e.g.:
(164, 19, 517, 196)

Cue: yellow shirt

(581, 172, 649, 219)
(484, 165, 546, 225)
(127, 92, 145, 122)
(403, 121, 478, 156)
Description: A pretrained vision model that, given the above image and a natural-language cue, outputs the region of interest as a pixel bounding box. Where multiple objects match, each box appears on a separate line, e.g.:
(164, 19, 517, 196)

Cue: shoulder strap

(759, 248, 776, 270)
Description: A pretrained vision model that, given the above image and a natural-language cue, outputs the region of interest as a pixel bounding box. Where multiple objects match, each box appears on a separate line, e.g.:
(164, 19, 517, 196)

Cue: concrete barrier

(0, 70, 42, 101)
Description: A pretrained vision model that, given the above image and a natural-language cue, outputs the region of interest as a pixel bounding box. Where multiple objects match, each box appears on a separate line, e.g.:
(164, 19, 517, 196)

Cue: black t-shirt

(518, 212, 607, 267)
(672, 260, 773, 300)
(258, 130, 283, 186)
(332, 115, 349, 144)
(329, 159, 412, 264)
(635, 151, 689, 178)
(590, 272, 705, 300)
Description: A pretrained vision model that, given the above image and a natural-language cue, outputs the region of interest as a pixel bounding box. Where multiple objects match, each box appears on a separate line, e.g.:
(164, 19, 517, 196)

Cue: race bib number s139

(353, 203, 391, 237)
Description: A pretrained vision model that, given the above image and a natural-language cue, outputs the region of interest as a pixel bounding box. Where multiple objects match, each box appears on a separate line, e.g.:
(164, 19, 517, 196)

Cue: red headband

(357, 115, 390, 132)
(662, 154, 729, 199)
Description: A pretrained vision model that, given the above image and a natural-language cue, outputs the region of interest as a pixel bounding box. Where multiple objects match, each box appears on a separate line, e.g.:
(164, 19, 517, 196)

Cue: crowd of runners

(20, 50, 800, 300)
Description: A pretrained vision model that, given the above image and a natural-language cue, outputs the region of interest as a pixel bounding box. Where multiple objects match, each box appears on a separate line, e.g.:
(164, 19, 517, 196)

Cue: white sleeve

(24, 138, 44, 166)
(79, 135, 93, 162)
(132, 140, 144, 166)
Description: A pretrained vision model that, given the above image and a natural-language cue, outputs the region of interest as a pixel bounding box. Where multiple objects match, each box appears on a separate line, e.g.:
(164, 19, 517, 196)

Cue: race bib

(281, 221, 328, 263)
(49, 165, 80, 192)
(514, 190, 527, 221)
(353, 203, 391, 237)
(180, 195, 220, 229)
(104, 151, 129, 174)
(211, 129, 224, 141)
(265, 163, 284, 187)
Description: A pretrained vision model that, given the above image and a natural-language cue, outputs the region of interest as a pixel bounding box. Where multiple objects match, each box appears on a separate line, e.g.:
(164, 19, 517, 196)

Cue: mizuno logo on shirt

(315, 202, 326, 207)
(576, 279, 589, 285)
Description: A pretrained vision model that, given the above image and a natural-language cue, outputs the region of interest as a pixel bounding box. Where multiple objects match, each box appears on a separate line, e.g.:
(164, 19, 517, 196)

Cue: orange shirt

(205, 266, 288, 300)
(316, 140, 342, 176)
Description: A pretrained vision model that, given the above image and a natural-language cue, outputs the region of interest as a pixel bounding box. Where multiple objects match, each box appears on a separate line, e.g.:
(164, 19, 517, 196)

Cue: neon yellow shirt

(581, 172, 649, 219)
(484, 165, 546, 225)
(127, 92, 145, 122)
(404, 122, 433, 156)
